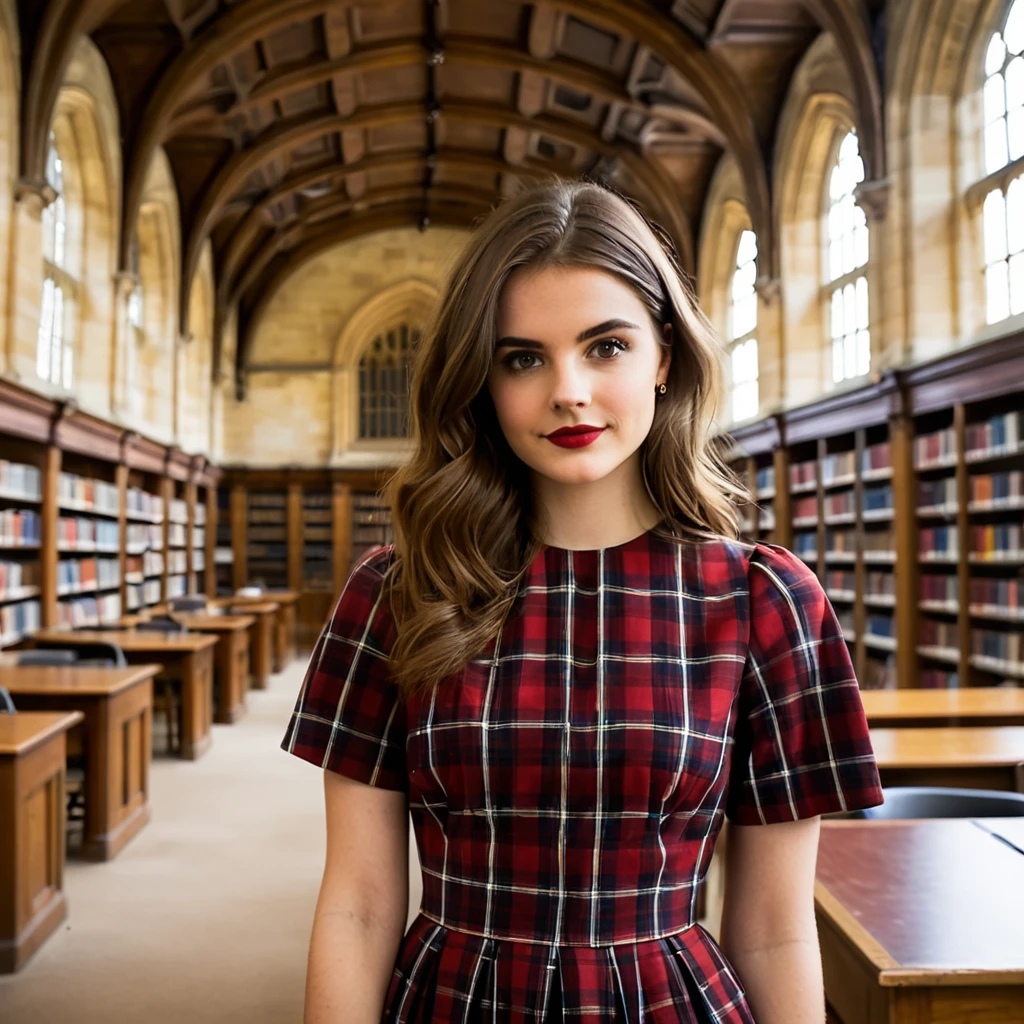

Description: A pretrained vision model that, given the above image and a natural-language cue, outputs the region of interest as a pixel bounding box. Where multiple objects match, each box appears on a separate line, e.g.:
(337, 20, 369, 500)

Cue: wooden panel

(287, 482, 303, 591)
(890, 411, 917, 690)
(230, 483, 247, 591)
(40, 445, 60, 629)
(332, 481, 352, 597)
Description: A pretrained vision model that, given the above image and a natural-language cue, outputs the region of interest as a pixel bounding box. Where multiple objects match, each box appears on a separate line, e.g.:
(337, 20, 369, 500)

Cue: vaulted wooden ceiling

(17, 0, 885, 390)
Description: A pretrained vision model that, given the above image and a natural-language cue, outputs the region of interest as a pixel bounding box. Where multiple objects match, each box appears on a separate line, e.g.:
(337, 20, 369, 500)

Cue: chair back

(857, 786, 1024, 819)
(169, 595, 208, 613)
(73, 642, 128, 668)
(16, 649, 78, 667)
(138, 617, 188, 633)
(0, 687, 14, 713)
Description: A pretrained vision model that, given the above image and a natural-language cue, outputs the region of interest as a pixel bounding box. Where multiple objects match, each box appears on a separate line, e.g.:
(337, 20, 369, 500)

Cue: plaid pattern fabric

(282, 533, 883, 1023)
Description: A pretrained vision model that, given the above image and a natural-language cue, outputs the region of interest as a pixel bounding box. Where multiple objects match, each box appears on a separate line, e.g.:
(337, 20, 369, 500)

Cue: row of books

(822, 451, 855, 483)
(920, 526, 958, 558)
(921, 619, 958, 649)
(969, 471, 1022, 506)
(56, 593, 121, 629)
(0, 559, 40, 597)
(1, 598, 40, 642)
(127, 487, 163, 522)
(826, 570, 855, 593)
(973, 629, 1022, 665)
(58, 473, 119, 515)
(865, 615, 894, 638)
(126, 522, 163, 551)
(168, 550, 187, 574)
(168, 574, 187, 600)
(861, 656, 897, 690)
(915, 428, 956, 467)
(168, 523, 187, 548)
(57, 557, 120, 595)
(58, 517, 119, 550)
(793, 496, 818, 520)
(919, 477, 956, 509)
(970, 578, 1024, 615)
(794, 532, 817, 557)
(862, 442, 892, 474)
(922, 573, 959, 604)
(971, 524, 1023, 559)
(824, 492, 854, 517)
(863, 484, 893, 513)
(168, 498, 188, 525)
(791, 460, 816, 489)
(195, 504, 206, 526)
(920, 669, 958, 688)
(867, 571, 895, 597)
(0, 460, 42, 501)
(965, 411, 1020, 458)
(756, 466, 775, 493)
(192, 527, 206, 548)
(1, 508, 41, 546)
(125, 580, 161, 609)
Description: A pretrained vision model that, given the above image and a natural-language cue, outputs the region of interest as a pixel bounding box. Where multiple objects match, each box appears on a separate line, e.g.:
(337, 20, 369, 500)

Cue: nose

(549, 358, 591, 410)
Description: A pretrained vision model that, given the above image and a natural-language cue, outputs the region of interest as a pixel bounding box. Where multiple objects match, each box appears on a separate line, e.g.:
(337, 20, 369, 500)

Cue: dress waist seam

(416, 908, 698, 948)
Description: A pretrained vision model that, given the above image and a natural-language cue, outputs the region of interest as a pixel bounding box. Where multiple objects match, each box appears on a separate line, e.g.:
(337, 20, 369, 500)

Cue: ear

(660, 322, 673, 375)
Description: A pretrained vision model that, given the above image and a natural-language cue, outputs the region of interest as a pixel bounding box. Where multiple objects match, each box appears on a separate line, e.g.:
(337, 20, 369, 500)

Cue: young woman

(282, 179, 884, 1024)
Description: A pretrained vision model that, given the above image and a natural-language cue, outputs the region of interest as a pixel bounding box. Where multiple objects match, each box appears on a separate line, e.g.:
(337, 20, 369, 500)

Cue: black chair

(16, 649, 78, 667)
(0, 687, 15, 713)
(169, 596, 208, 613)
(71, 642, 128, 668)
(138, 617, 188, 633)
(851, 786, 1024, 819)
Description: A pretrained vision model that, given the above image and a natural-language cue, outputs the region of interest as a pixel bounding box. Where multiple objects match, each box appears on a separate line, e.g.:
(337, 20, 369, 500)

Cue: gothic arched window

(981, 0, 1024, 323)
(825, 130, 870, 384)
(37, 131, 75, 388)
(729, 229, 759, 421)
(358, 323, 417, 439)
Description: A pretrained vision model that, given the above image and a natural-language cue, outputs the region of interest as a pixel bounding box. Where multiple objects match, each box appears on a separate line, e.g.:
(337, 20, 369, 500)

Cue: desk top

(817, 818, 1024, 982)
(227, 602, 279, 615)
(0, 663, 160, 696)
(32, 629, 218, 653)
(869, 725, 1024, 768)
(0, 710, 85, 756)
(861, 687, 1024, 721)
(171, 614, 255, 632)
(223, 590, 299, 606)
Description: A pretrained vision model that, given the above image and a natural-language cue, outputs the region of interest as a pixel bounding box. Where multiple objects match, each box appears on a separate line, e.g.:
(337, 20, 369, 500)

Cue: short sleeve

(725, 543, 884, 825)
(280, 545, 407, 792)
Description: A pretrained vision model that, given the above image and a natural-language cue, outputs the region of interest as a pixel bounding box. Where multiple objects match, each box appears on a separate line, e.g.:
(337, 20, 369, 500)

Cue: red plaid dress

(282, 526, 884, 1022)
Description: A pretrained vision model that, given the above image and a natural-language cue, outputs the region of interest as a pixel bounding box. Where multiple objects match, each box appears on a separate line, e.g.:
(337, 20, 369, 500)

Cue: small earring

(656, 383, 667, 396)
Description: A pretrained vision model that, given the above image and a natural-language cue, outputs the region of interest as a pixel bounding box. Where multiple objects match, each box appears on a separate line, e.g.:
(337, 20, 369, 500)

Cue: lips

(545, 425, 604, 438)
(545, 426, 605, 449)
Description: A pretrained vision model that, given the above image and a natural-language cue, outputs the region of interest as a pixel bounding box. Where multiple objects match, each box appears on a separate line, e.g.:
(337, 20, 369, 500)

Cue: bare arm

(718, 816, 825, 1024)
(304, 769, 410, 1024)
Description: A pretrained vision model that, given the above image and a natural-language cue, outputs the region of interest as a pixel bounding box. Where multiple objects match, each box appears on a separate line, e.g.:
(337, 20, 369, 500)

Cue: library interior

(1, 1, 1024, 1022)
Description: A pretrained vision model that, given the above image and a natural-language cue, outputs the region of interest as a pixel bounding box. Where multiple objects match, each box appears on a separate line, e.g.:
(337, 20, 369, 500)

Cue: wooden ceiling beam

(803, 0, 885, 181)
(233, 203, 480, 391)
(181, 101, 691, 329)
(218, 149, 558, 303)
(121, 0, 335, 271)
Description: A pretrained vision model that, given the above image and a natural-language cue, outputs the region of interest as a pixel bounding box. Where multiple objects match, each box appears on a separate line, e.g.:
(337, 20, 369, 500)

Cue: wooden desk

(862, 687, 1024, 728)
(869, 725, 1024, 791)
(0, 710, 83, 973)
(816, 819, 1024, 1023)
(30, 630, 217, 760)
(0, 665, 158, 860)
(222, 590, 299, 671)
(218, 603, 276, 690)
(169, 615, 254, 724)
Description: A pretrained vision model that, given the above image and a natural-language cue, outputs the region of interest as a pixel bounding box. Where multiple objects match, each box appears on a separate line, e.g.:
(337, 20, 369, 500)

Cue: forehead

(496, 266, 650, 333)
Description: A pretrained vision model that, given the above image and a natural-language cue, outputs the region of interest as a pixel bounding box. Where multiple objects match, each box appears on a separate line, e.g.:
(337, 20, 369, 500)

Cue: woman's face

(487, 265, 671, 491)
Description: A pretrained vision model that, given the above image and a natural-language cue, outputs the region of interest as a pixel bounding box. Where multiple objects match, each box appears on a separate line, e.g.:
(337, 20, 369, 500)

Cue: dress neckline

(540, 516, 668, 554)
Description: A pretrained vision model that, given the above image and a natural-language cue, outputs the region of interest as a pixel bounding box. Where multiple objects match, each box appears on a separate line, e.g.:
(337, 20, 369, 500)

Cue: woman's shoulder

(689, 537, 819, 595)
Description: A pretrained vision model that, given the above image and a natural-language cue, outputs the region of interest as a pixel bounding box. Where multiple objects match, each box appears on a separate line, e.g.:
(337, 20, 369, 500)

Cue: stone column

(754, 274, 784, 416)
(5, 178, 54, 380)
(854, 177, 894, 375)
(109, 269, 137, 418)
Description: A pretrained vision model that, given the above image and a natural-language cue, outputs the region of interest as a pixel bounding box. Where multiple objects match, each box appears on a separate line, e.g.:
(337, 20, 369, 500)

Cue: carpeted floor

(0, 659, 422, 1024)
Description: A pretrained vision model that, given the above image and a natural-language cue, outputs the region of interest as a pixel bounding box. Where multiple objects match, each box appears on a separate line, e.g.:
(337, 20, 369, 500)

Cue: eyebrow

(495, 318, 642, 352)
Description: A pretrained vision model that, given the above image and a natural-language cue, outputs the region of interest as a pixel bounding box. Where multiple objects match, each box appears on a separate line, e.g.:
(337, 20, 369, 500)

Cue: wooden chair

(138, 620, 187, 752)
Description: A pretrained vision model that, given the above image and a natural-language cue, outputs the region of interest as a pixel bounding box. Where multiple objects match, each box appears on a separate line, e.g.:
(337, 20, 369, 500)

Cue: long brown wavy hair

(381, 178, 743, 697)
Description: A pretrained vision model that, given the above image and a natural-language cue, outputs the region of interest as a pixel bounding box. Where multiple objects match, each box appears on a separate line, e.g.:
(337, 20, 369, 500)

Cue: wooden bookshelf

(0, 379, 217, 648)
(725, 331, 1024, 691)
(246, 488, 288, 590)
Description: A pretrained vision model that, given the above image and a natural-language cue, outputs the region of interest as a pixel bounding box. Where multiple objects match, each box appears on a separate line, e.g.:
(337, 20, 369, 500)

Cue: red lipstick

(545, 425, 606, 449)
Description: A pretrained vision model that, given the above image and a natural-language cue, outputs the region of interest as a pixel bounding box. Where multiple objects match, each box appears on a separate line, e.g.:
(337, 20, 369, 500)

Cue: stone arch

(130, 146, 181, 441)
(331, 278, 439, 464)
(887, 0, 1012, 356)
(775, 85, 859, 407)
(182, 239, 214, 455)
